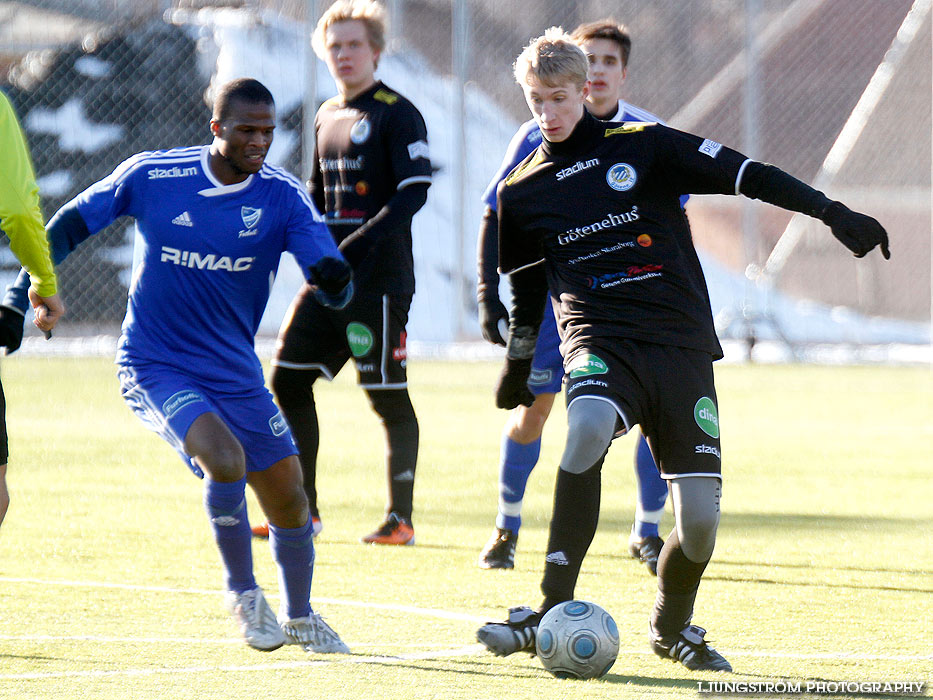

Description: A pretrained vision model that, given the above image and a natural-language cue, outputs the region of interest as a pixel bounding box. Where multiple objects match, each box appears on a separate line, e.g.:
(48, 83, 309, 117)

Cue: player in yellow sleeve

(0, 90, 65, 528)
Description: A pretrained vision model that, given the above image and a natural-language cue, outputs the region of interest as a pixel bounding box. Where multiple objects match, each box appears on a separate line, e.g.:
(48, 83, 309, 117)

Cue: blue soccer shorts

(528, 300, 564, 396)
(117, 364, 297, 478)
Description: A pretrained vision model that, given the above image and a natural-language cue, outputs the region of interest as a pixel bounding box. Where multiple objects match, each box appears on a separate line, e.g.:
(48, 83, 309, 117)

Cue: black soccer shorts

(563, 339, 722, 478)
(0, 378, 7, 464)
(274, 283, 412, 389)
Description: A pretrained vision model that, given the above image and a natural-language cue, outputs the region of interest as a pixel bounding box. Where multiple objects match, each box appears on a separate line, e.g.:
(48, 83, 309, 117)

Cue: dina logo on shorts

(162, 390, 202, 418)
(346, 322, 374, 358)
(694, 397, 720, 438)
(568, 354, 609, 378)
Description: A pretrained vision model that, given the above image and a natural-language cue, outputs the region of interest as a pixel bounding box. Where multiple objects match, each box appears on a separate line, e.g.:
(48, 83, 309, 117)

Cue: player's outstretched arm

(0, 201, 92, 347)
(476, 206, 508, 346)
(738, 161, 890, 259)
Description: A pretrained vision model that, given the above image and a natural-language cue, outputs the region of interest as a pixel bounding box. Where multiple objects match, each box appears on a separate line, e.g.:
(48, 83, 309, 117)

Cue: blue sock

(633, 433, 667, 539)
(204, 478, 255, 593)
(495, 435, 541, 533)
(269, 518, 315, 620)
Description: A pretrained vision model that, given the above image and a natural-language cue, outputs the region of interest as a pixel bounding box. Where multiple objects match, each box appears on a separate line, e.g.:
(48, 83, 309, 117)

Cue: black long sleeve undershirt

(739, 161, 833, 219)
(507, 262, 548, 356)
(345, 182, 430, 248)
(476, 205, 500, 302)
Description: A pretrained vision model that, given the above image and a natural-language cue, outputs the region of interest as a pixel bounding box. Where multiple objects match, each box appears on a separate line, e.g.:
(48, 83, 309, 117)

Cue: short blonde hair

(312, 0, 387, 62)
(513, 27, 589, 90)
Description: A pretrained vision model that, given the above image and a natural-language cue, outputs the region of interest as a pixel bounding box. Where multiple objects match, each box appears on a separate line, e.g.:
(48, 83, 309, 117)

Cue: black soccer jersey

(497, 110, 750, 360)
(311, 81, 432, 294)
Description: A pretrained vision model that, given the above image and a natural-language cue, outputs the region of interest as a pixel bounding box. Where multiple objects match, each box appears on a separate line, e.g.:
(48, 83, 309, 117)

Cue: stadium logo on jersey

(241, 206, 262, 230)
(162, 390, 204, 418)
(568, 354, 609, 378)
(172, 211, 194, 227)
(148, 165, 198, 180)
(558, 207, 639, 245)
(346, 322, 374, 358)
(556, 158, 599, 181)
(606, 163, 637, 191)
(698, 139, 723, 158)
(269, 411, 289, 437)
(694, 397, 720, 438)
(350, 117, 371, 144)
(160, 246, 255, 272)
(407, 140, 430, 161)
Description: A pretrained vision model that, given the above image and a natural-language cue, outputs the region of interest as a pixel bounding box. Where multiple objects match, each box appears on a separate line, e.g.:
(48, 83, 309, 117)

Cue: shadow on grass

(348, 654, 701, 692)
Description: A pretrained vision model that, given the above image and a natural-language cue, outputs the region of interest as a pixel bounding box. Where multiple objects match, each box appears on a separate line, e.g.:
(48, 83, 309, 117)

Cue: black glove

(0, 305, 25, 354)
(495, 357, 534, 409)
(478, 296, 508, 347)
(821, 201, 890, 259)
(337, 232, 370, 268)
(309, 256, 352, 296)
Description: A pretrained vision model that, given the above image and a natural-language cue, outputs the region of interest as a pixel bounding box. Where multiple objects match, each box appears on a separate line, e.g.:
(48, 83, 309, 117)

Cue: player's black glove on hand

(337, 232, 371, 268)
(309, 256, 352, 296)
(309, 256, 353, 310)
(821, 201, 890, 259)
(479, 296, 508, 347)
(0, 305, 25, 354)
(495, 357, 534, 409)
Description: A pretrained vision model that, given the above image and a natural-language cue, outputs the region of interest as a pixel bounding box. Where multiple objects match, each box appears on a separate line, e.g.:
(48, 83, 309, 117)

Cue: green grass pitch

(0, 356, 930, 699)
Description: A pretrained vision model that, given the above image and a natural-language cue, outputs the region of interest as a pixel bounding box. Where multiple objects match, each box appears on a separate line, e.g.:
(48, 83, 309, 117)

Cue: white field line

(0, 576, 488, 623)
(0, 645, 488, 681)
(0, 575, 930, 683)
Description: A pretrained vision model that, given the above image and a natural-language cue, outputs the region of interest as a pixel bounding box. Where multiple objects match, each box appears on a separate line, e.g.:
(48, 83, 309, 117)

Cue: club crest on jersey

(606, 163, 637, 191)
(350, 117, 371, 144)
(241, 206, 262, 229)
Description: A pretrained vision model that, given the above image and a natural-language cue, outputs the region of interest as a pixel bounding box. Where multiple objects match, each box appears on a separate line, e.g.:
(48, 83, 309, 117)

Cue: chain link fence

(1, 0, 929, 354)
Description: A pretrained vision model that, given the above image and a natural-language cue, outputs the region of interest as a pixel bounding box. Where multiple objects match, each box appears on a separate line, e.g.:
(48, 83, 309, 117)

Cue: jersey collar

(541, 110, 602, 158)
(197, 145, 255, 197)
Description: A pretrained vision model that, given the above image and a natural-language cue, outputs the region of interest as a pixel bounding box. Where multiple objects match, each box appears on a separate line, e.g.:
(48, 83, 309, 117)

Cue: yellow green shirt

(0, 91, 57, 297)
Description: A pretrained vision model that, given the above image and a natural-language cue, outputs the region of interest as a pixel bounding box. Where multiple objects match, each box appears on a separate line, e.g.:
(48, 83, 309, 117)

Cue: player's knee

(367, 389, 416, 425)
(510, 406, 546, 441)
(672, 478, 721, 562)
(197, 442, 246, 482)
(270, 366, 317, 408)
(560, 403, 615, 474)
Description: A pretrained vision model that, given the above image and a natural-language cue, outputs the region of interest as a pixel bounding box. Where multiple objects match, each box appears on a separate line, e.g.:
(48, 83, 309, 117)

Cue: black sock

(272, 367, 321, 515)
(368, 389, 419, 521)
(539, 455, 605, 611)
(651, 529, 710, 638)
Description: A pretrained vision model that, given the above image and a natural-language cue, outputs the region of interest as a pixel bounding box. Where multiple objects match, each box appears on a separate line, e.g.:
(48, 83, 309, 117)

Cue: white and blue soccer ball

(535, 600, 620, 680)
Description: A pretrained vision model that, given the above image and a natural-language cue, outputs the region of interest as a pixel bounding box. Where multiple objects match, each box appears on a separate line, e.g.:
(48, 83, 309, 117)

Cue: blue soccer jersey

(68, 145, 341, 389)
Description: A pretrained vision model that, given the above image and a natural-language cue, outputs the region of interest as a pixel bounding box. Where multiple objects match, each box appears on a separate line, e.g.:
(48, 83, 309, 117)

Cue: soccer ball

(535, 600, 619, 679)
